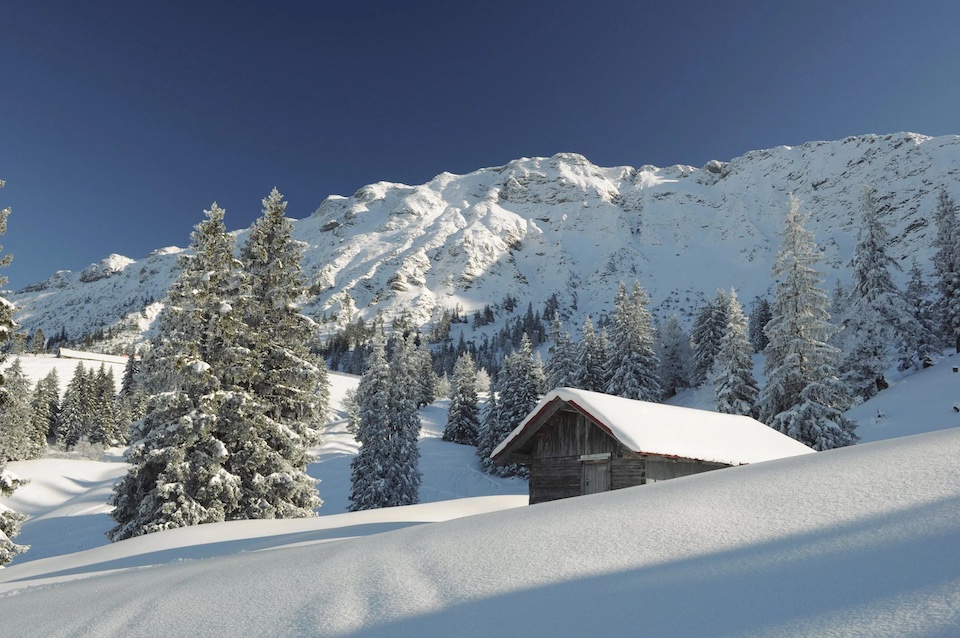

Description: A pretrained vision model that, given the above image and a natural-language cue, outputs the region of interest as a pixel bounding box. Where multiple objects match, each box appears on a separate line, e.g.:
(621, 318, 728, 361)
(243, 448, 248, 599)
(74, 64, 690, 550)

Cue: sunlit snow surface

(0, 358, 958, 636)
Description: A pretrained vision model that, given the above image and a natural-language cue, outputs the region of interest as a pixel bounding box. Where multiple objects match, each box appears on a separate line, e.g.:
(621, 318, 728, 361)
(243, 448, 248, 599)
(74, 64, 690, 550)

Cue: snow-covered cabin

(491, 388, 814, 504)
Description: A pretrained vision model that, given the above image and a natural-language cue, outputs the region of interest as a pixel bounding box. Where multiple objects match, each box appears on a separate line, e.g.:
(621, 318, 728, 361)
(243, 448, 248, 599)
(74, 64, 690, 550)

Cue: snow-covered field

(1, 356, 959, 636)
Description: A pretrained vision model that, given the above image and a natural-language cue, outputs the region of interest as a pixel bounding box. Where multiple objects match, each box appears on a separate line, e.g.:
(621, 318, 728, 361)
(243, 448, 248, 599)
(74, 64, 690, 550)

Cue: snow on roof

(492, 387, 815, 466)
(57, 347, 134, 366)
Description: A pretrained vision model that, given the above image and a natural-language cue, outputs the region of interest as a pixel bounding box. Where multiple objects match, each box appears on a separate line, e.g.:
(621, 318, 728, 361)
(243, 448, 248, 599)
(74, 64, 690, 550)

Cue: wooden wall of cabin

(525, 408, 731, 503)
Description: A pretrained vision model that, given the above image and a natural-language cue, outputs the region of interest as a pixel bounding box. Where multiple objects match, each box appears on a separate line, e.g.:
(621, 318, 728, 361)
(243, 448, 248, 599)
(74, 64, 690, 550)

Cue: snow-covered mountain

(10, 132, 960, 345)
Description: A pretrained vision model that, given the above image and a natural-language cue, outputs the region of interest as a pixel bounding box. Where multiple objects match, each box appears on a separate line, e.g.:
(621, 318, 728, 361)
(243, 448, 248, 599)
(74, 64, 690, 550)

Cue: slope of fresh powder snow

(495, 387, 814, 466)
(0, 427, 957, 637)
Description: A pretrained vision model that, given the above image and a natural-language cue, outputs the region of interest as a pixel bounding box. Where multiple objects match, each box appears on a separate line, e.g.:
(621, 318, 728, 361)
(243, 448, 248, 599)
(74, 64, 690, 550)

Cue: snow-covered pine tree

(758, 196, 856, 449)
(748, 296, 772, 354)
(56, 362, 90, 449)
(476, 390, 500, 473)
(478, 335, 542, 477)
(109, 204, 257, 541)
(414, 337, 437, 408)
(605, 281, 662, 401)
(88, 366, 120, 445)
(30, 327, 46, 354)
(241, 188, 329, 447)
(0, 359, 34, 460)
(0, 461, 28, 566)
(573, 317, 607, 392)
(118, 354, 146, 423)
(714, 290, 759, 417)
(932, 188, 960, 351)
(444, 351, 480, 445)
(29, 369, 59, 453)
(656, 315, 691, 399)
(902, 258, 940, 368)
(690, 291, 729, 386)
(841, 188, 918, 401)
(545, 317, 577, 390)
(349, 330, 396, 510)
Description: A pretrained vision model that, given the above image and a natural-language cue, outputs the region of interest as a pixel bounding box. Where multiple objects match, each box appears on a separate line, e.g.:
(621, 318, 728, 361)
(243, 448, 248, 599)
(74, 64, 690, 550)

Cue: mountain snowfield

(10, 132, 960, 345)
(1, 354, 959, 636)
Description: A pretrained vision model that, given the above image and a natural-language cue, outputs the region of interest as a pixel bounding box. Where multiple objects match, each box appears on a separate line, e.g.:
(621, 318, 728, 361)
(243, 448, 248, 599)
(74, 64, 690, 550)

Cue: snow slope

(1, 427, 957, 637)
(10, 133, 960, 345)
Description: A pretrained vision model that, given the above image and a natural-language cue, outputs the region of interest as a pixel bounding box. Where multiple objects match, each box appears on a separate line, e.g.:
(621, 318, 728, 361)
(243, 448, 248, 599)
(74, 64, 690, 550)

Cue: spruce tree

(56, 362, 90, 449)
(0, 179, 28, 565)
(444, 352, 480, 445)
(690, 290, 729, 385)
(656, 315, 692, 399)
(0, 462, 28, 566)
(241, 188, 329, 447)
(841, 188, 918, 401)
(758, 196, 856, 449)
(478, 335, 542, 477)
(902, 258, 940, 368)
(0, 359, 34, 460)
(350, 329, 422, 510)
(110, 202, 321, 541)
(932, 189, 960, 351)
(748, 296, 772, 353)
(545, 318, 577, 390)
(30, 327, 46, 354)
(29, 369, 59, 454)
(605, 281, 662, 402)
(573, 317, 606, 392)
(714, 290, 759, 417)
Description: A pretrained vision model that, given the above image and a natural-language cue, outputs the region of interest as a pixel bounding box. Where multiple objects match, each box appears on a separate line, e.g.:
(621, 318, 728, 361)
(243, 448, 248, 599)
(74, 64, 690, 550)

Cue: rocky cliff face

(10, 132, 960, 346)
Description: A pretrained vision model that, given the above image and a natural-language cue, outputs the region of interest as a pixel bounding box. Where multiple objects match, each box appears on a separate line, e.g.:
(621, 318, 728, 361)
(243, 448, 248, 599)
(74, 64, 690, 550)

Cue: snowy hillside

(10, 132, 960, 344)
(1, 425, 958, 636)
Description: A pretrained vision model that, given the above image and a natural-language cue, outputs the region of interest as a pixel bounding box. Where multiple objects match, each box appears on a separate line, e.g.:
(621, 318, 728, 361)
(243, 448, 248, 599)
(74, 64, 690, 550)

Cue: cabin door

(582, 460, 611, 495)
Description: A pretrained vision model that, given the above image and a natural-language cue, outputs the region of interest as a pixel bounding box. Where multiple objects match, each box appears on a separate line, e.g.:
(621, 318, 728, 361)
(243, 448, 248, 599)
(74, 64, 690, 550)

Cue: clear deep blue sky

(2, 1, 958, 289)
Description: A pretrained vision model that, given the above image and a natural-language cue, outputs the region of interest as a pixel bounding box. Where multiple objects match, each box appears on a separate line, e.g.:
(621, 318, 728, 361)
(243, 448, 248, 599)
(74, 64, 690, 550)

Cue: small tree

(30, 369, 59, 450)
(545, 318, 577, 390)
(748, 296, 772, 353)
(478, 335, 542, 477)
(573, 317, 606, 392)
(656, 315, 691, 399)
(932, 189, 960, 351)
(444, 352, 480, 445)
(713, 290, 759, 417)
(56, 362, 91, 449)
(605, 281, 662, 402)
(902, 258, 940, 368)
(690, 290, 729, 386)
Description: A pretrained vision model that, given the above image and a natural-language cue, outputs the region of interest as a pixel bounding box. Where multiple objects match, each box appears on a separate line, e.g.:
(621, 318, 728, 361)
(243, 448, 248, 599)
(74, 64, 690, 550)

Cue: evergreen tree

(902, 258, 941, 368)
(444, 352, 480, 445)
(30, 327, 46, 354)
(88, 366, 120, 445)
(545, 318, 577, 390)
(656, 315, 691, 399)
(932, 189, 960, 351)
(110, 203, 317, 542)
(690, 290, 729, 385)
(241, 188, 329, 447)
(573, 317, 606, 392)
(118, 354, 147, 423)
(414, 337, 437, 408)
(758, 196, 856, 450)
(0, 359, 34, 460)
(0, 462, 28, 566)
(0, 179, 26, 565)
(714, 290, 759, 417)
(841, 189, 918, 401)
(478, 335, 542, 477)
(748, 296, 772, 353)
(29, 369, 59, 453)
(350, 329, 422, 510)
(56, 362, 90, 449)
(605, 281, 662, 401)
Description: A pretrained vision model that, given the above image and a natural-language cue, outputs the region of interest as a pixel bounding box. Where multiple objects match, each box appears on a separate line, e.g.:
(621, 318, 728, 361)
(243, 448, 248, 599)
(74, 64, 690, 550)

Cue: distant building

(491, 388, 814, 504)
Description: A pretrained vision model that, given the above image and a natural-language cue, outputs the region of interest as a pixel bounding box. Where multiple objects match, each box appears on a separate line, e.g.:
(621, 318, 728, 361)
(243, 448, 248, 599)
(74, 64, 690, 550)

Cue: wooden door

(582, 461, 611, 495)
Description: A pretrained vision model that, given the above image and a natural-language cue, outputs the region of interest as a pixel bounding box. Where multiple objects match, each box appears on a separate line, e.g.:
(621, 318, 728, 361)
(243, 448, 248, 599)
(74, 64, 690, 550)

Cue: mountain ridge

(10, 131, 960, 348)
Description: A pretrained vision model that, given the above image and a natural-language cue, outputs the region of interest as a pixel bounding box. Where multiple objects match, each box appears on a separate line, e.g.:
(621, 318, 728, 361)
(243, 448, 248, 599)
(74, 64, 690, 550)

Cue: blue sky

(2, 1, 958, 289)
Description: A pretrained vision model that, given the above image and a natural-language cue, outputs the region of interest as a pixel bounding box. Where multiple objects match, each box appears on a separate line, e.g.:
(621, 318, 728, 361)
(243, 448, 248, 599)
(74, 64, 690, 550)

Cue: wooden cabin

(491, 387, 814, 504)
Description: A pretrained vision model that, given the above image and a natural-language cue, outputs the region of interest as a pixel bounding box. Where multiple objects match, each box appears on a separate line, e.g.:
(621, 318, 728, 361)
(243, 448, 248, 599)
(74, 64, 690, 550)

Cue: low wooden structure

(491, 388, 814, 504)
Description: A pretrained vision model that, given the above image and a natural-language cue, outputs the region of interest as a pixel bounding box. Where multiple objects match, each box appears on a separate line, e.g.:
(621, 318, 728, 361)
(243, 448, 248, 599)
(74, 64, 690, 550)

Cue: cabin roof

(491, 388, 815, 466)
